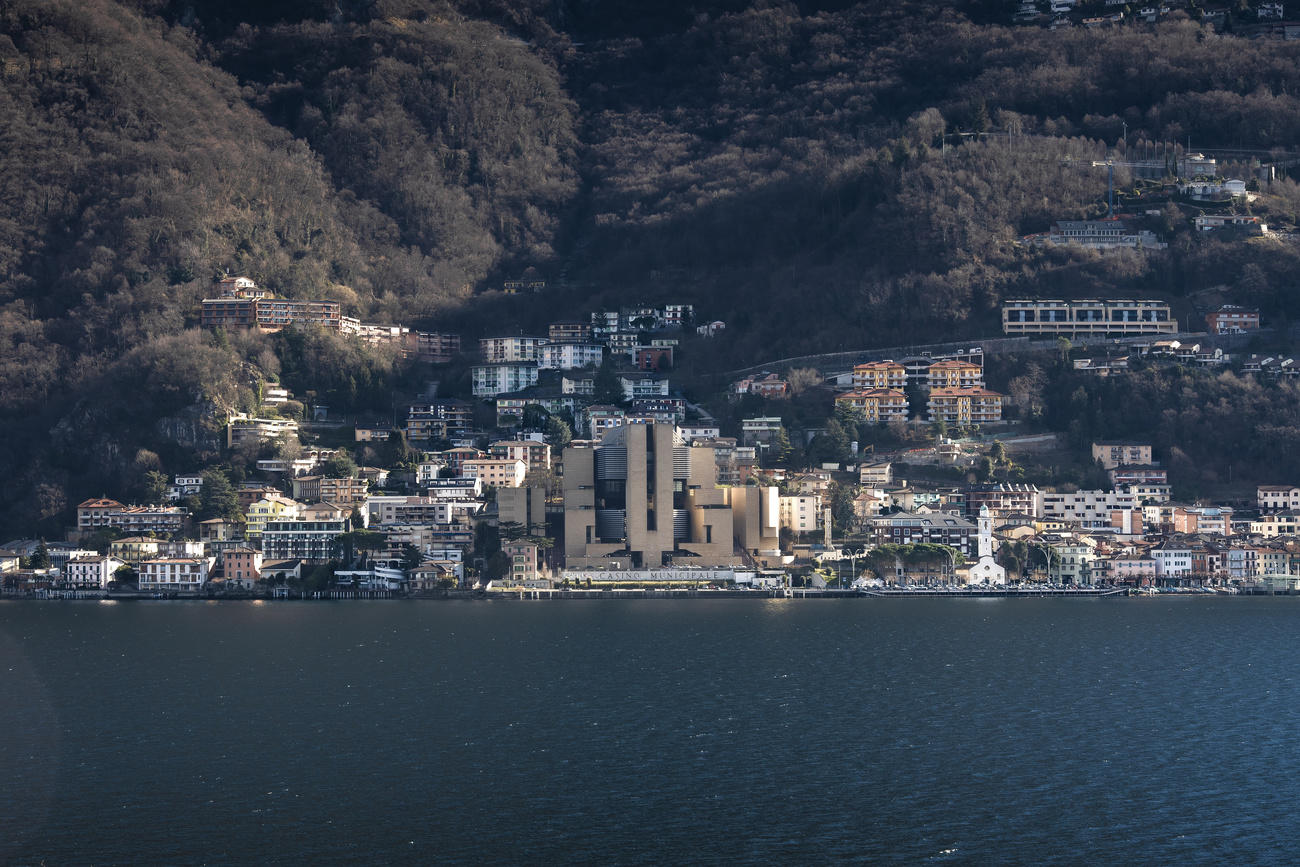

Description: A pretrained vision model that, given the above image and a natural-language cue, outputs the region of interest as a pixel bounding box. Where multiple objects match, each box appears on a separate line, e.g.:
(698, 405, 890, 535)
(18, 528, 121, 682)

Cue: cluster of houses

(830, 441, 1300, 589)
(203, 273, 720, 457)
(467, 303, 711, 402)
(201, 276, 462, 363)
(831, 353, 1004, 426)
(1016, 1, 1291, 32)
(5, 272, 1294, 596)
(11, 423, 1300, 593)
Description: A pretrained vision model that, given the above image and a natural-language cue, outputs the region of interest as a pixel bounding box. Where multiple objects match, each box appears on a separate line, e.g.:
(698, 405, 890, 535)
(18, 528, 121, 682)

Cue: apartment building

(109, 536, 164, 565)
(291, 475, 369, 506)
(1002, 299, 1177, 336)
(201, 295, 258, 329)
(851, 361, 907, 390)
(860, 461, 893, 486)
(926, 360, 984, 390)
(501, 540, 544, 584)
(538, 342, 604, 370)
(618, 373, 670, 400)
(64, 555, 125, 589)
(245, 494, 303, 539)
(471, 363, 540, 397)
(412, 331, 461, 363)
(1205, 305, 1260, 334)
(964, 484, 1042, 519)
(220, 547, 264, 584)
(1040, 490, 1137, 528)
(1109, 466, 1167, 487)
(779, 495, 821, 534)
(865, 511, 976, 558)
(226, 414, 300, 449)
(1259, 485, 1300, 512)
(677, 425, 721, 443)
(927, 387, 1003, 424)
(76, 499, 188, 535)
(261, 516, 348, 562)
(1091, 441, 1154, 470)
(138, 558, 212, 593)
(480, 336, 547, 363)
(254, 298, 343, 331)
(1045, 219, 1166, 250)
(835, 389, 909, 423)
(741, 417, 786, 448)
(662, 304, 694, 326)
(549, 321, 592, 343)
(462, 458, 528, 489)
(489, 440, 552, 472)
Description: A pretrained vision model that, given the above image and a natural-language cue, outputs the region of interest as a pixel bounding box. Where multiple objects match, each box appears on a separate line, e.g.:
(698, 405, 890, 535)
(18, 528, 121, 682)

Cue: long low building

(1002, 299, 1177, 336)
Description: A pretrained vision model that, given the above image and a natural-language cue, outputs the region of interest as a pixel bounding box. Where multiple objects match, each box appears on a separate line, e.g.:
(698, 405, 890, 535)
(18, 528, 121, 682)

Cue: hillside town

(4, 278, 1300, 599)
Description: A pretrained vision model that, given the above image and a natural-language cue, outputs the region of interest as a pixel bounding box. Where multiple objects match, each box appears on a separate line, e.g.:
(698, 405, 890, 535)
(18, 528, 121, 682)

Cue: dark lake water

(3, 597, 1300, 864)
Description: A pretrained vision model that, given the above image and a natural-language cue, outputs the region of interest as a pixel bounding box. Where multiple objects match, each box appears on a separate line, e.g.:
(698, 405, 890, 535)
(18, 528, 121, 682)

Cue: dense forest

(5, 0, 1300, 533)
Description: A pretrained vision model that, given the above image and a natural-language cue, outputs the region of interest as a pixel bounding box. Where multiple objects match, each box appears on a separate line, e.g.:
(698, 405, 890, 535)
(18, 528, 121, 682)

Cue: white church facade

(962, 505, 1007, 586)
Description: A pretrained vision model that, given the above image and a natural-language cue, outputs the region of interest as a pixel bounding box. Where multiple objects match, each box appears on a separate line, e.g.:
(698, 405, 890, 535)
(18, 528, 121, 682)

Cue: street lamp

(842, 545, 864, 588)
(1034, 540, 1053, 584)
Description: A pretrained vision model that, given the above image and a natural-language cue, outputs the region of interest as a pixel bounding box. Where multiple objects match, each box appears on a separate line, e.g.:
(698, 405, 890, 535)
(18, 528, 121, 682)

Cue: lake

(3, 597, 1298, 864)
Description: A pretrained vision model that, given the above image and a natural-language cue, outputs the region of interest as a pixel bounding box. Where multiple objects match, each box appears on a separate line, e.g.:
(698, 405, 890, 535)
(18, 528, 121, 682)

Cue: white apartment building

(1122, 483, 1171, 504)
(226, 414, 300, 448)
(138, 557, 213, 593)
(64, 555, 125, 588)
(261, 518, 348, 562)
(472, 363, 540, 397)
(677, 425, 722, 442)
(561, 376, 595, 396)
(618, 375, 670, 400)
(479, 336, 547, 363)
(424, 477, 484, 500)
(1152, 545, 1196, 579)
(538, 342, 604, 370)
(1258, 485, 1300, 512)
(1040, 490, 1137, 527)
(1051, 542, 1096, 585)
(369, 497, 480, 526)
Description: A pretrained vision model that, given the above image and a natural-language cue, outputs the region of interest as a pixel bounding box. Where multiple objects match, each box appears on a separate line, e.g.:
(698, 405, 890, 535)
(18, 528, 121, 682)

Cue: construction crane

(1090, 160, 1155, 217)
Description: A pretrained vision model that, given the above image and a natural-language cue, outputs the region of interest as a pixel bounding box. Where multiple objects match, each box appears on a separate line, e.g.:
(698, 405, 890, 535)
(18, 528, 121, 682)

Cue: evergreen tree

(593, 360, 626, 406)
(544, 416, 573, 449)
(772, 426, 793, 466)
(323, 453, 358, 479)
(142, 470, 170, 504)
(199, 470, 242, 522)
(522, 404, 550, 429)
(382, 431, 413, 467)
(30, 540, 50, 570)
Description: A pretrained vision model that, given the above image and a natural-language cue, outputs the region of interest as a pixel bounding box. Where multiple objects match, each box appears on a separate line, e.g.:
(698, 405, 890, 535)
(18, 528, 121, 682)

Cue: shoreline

(7, 587, 1294, 602)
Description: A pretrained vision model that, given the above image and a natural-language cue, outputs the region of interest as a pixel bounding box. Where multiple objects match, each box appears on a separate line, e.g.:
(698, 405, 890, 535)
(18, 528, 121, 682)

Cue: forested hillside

(5, 0, 1300, 532)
